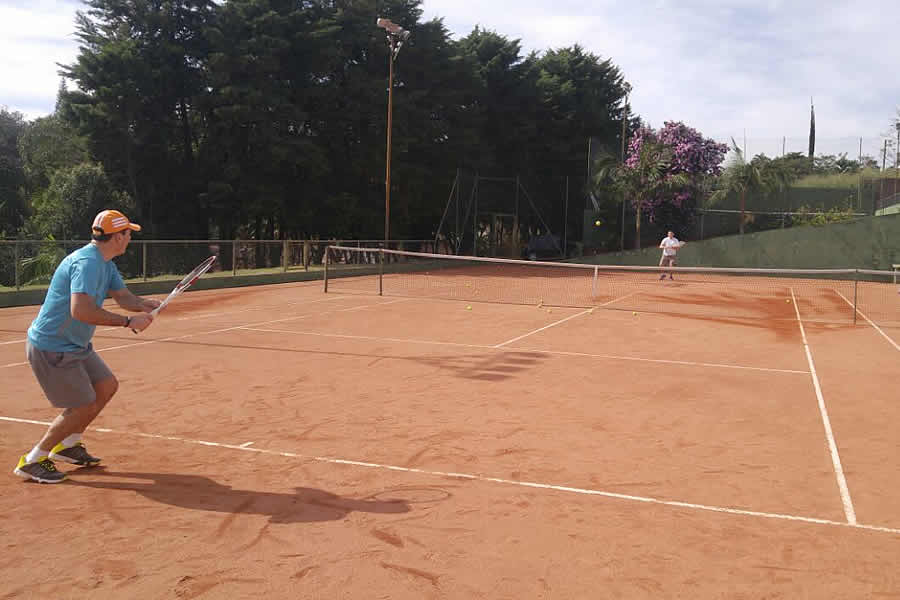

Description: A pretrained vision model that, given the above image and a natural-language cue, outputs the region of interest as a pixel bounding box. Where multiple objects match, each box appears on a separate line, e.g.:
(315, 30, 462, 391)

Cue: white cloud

(0, 1, 81, 118)
(422, 0, 900, 159)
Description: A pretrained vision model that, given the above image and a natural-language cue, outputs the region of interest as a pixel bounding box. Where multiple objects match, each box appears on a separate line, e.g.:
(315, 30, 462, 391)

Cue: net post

(591, 265, 598, 298)
(323, 246, 330, 293)
(303, 240, 310, 271)
(14, 241, 20, 291)
(852, 270, 858, 325)
(282, 239, 288, 272)
(142, 241, 148, 281)
(232, 241, 237, 277)
(378, 248, 384, 296)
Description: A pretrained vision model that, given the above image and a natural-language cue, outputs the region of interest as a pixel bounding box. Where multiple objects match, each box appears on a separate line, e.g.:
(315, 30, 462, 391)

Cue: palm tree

(708, 138, 765, 234)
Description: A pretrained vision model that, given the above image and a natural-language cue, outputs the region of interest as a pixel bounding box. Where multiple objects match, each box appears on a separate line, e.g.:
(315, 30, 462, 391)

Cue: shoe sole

(49, 453, 101, 466)
(13, 467, 67, 483)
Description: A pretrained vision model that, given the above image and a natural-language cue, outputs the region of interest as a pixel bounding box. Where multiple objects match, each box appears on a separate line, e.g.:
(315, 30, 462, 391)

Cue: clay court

(1, 265, 899, 598)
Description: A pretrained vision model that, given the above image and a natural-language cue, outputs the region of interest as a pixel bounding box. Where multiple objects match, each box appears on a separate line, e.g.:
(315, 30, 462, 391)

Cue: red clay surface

(1, 278, 899, 598)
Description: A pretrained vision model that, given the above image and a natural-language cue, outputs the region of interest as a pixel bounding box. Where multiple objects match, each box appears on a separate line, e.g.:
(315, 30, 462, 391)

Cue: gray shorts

(660, 255, 676, 267)
(26, 341, 114, 408)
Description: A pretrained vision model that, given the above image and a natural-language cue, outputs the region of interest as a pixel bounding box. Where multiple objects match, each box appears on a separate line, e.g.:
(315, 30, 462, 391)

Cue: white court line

(791, 288, 856, 525)
(833, 290, 900, 352)
(493, 309, 593, 348)
(241, 327, 808, 375)
(0, 296, 400, 370)
(1, 415, 897, 536)
(492, 292, 638, 349)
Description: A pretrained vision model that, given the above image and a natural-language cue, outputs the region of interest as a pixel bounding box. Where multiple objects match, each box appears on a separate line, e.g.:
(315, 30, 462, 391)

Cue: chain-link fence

(0, 239, 442, 291)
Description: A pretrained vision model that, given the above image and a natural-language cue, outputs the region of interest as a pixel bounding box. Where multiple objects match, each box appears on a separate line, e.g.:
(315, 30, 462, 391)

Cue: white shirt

(660, 237, 682, 257)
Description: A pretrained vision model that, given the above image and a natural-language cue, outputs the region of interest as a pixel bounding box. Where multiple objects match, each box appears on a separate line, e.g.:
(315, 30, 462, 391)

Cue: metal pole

(232, 241, 237, 277)
(620, 95, 628, 252)
(142, 241, 148, 281)
(14, 241, 20, 290)
(852, 270, 858, 325)
(378, 248, 384, 296)
(385, 47, 394, 243)
(473, 175, 478, 256)
(563, 176, 569, 258)
(323, 246, 329, 293)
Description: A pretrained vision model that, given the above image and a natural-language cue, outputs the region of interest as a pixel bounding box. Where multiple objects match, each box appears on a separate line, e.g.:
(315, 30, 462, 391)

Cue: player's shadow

(70, 468, 411, 524)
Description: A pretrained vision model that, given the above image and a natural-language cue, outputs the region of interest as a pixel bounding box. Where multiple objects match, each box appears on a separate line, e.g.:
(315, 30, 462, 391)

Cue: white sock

(26, 446, 48, 463)
(61, 433, 82, 448)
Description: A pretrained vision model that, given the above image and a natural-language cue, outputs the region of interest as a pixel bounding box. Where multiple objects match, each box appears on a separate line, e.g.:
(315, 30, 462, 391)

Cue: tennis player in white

(13, 210, 158, 483)
(658, 231, 684, 280)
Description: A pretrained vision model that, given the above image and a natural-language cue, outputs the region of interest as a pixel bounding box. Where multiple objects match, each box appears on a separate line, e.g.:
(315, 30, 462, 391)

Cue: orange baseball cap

(92, 209, 141, 234)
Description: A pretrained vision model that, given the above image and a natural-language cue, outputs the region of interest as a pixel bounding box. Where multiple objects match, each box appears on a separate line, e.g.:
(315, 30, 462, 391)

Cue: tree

(18, 114, 88, 200)
(60, 0, 217, 238)
(602, 122, 725, 247)
(598, 132, 690, 249)
(0, 108, 27, 235)
(27, 163, 133, 240)
(709, 139, 766, 234)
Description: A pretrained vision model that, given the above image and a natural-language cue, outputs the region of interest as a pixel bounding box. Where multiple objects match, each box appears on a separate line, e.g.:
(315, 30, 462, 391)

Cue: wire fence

(0, 239, 450, 291)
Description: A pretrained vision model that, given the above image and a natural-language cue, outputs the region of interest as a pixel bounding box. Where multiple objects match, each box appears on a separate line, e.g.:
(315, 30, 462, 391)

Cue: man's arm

(109, 287, 160, 313)
(71, 293, 132, 327)
(71, 293, 155, 331)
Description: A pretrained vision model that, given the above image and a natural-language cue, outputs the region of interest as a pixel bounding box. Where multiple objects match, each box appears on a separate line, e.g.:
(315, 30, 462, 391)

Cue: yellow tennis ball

(633, 311, 637, 316)
(594, 220, 602, 226)
(546, 309, 552, 313)
(466, 305, 472, 310)
(786, 299, 791, 303)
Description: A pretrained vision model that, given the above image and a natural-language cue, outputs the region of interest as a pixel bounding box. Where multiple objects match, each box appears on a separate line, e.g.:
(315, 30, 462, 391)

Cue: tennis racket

(132, 255, 217, 333)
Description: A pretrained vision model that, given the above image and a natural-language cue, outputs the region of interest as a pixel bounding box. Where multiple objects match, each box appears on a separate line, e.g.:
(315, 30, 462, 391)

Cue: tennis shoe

(49, 442, 101, 466)
(13, 455, 66, 483)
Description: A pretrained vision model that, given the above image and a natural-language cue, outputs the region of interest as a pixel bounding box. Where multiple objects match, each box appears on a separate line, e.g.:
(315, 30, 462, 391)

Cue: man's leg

(15, 345, 112, 482)
(48, 363, 117, 465)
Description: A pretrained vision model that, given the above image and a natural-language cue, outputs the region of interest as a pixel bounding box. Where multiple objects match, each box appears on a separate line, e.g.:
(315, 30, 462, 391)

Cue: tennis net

(324, 246, 900, 326)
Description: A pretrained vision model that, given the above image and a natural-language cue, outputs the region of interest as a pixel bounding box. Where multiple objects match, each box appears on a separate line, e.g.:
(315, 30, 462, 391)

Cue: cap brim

(126, 223, 142, 232)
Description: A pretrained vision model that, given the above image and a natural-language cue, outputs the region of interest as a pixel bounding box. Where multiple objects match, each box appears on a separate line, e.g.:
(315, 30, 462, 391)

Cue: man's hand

(140, 298, 162, 313)
(129, 313, 154, 332)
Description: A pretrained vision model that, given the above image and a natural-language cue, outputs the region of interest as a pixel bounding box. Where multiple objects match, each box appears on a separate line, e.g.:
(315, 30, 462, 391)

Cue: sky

(2, 0, 898, 162)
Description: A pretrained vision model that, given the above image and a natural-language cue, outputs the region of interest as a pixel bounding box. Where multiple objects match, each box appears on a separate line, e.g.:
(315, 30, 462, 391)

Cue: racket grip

(131, 328, 139, 335)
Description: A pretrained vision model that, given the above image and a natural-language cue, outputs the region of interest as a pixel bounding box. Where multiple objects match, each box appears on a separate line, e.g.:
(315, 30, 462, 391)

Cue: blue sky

(2, 0, 898, 161)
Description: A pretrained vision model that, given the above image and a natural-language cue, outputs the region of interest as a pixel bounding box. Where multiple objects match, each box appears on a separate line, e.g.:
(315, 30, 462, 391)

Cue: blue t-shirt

(27, 244, 126, 352)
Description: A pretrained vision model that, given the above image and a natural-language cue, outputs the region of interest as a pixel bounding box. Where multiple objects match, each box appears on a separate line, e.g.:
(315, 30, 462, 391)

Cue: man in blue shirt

(14, 210, 159, 483)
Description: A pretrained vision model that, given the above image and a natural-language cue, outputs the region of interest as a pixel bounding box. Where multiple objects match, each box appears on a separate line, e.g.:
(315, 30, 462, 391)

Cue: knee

(95, 377, 119, 404)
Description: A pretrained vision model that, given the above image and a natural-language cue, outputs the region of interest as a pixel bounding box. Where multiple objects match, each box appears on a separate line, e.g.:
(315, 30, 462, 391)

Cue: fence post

(14, 242, 20, 291)
(303, 240, 310, 271)
(232, 241, 237, 277)
(282, 239, 289, 272)
(142, 241, 148, 281)
(323, 246, 329, 293)
(852, 270, 858, 325)
(378, 248, 384, 296)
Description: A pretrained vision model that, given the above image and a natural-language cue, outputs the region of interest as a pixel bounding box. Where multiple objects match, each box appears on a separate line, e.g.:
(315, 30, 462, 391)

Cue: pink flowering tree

(622, 122, 727, 247)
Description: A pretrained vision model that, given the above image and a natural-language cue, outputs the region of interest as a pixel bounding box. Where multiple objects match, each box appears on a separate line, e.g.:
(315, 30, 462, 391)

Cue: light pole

(376, 17, 410, 243)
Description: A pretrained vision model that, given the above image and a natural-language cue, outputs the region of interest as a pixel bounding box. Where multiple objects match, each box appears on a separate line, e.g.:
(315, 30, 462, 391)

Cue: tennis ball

(546, 309, 552, 313)
(632, 311, 637, 316)
(466, 305, 472, 310)
(786, 299, 791, 303)
(594, 220, 602, 226)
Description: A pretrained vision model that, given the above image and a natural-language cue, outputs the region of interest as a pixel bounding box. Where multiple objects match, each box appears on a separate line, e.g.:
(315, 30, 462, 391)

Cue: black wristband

(123, 316, 131, 328)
